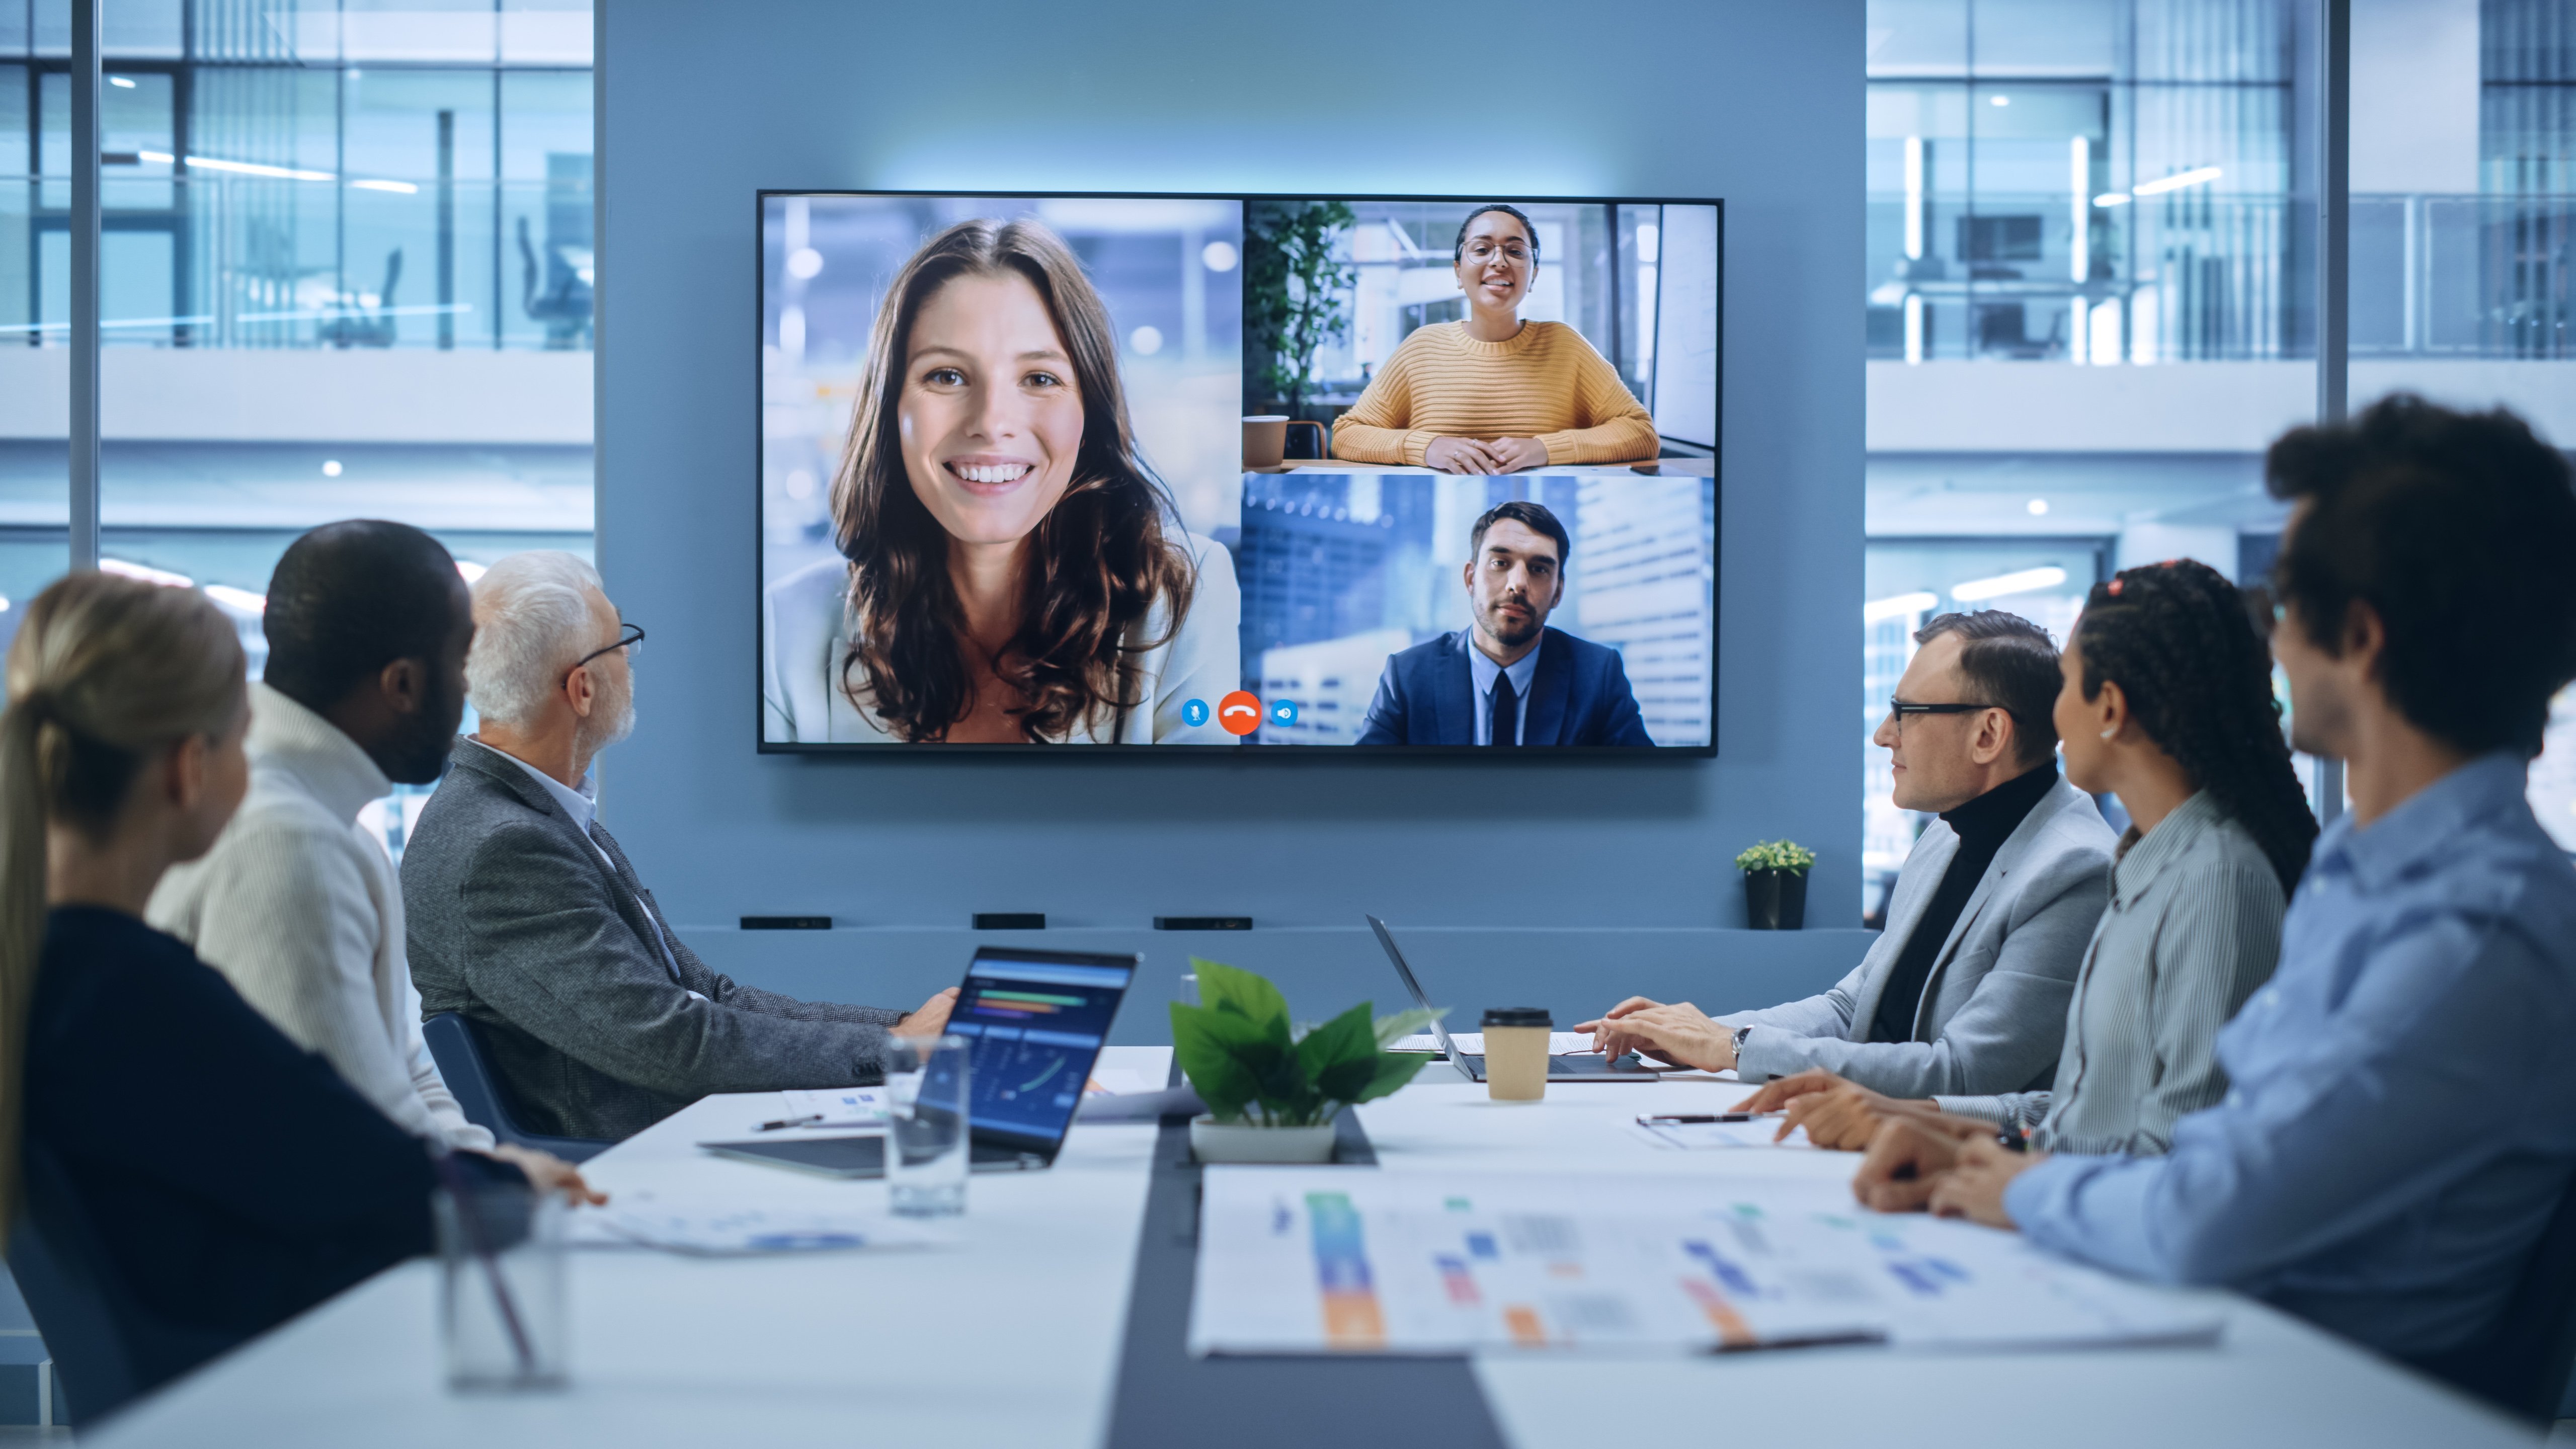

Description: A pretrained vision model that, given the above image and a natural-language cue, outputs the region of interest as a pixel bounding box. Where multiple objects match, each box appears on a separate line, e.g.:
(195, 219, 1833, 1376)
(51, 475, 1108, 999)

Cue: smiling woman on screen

(1329, 203, 1659, 473)
(763, 217, 1240, 745)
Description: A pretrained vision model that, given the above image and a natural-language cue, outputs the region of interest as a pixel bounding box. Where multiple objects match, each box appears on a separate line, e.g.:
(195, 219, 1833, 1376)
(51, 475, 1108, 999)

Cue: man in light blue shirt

(1853, 395, 2576, 1370)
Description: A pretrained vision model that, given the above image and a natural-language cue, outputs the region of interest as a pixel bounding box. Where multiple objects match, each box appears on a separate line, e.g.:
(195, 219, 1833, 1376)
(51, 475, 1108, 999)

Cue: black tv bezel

(753, 189, 1724, 760)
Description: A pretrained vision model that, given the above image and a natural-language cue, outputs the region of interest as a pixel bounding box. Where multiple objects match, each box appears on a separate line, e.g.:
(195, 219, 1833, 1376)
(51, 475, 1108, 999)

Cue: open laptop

(699, 947, 1139, 1177)
(1365, 915, 1660, 1083)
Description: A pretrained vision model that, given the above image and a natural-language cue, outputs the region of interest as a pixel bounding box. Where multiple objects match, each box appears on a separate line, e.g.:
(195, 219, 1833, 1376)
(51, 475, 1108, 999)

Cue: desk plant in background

(1244, 200, 1355, 424)
(1735, 838, 1816, 931)
(1172, 957, 1440, 1164)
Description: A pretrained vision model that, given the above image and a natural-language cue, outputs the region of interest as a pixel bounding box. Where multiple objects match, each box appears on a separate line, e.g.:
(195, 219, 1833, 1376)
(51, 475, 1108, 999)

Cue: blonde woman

(0, 573, 592, 1414)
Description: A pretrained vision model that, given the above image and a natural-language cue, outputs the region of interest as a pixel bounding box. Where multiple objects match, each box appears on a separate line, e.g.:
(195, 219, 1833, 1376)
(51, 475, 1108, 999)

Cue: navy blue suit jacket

(1353, 627, 1654, 747)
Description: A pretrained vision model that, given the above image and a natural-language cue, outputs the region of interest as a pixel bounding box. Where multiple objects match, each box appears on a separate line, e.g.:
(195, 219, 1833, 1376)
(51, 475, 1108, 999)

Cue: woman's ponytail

(0, 575, 245, 1224)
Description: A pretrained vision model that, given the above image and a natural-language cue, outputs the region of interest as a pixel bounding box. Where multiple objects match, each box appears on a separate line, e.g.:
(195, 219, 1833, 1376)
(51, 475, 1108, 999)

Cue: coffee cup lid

(1481, 1007, 1552, 1028)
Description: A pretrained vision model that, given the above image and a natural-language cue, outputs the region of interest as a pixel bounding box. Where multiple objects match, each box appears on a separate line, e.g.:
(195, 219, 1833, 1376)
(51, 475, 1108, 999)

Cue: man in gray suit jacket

(405, 552, 954, 1141)
(1583, 611, 2114, 1097)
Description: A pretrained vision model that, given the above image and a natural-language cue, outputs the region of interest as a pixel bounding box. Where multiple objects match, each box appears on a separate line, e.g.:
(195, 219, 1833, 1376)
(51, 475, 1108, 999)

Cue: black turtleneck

(1866, 760, 2059, 1045)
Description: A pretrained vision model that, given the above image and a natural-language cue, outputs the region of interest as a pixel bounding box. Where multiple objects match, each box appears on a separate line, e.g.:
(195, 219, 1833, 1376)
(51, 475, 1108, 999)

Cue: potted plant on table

(1171, 957, 1441, 1164)
(1735, 839, 1816, 931)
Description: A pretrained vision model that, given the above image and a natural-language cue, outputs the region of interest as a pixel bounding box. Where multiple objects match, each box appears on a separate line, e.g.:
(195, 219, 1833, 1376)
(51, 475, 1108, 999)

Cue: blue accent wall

(600, 0, 1867, 1018)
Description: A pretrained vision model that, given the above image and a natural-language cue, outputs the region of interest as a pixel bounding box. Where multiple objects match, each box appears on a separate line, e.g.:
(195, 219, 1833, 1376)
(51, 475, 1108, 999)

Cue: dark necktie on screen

(1489, 672, 1521, 747)
(587, 819, 687, 986)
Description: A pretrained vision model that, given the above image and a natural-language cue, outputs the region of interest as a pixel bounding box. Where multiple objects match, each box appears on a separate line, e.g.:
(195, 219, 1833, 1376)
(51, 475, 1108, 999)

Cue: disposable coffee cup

(1243, 415, 1288, 469)
(1481, 1007, 1551, 1102)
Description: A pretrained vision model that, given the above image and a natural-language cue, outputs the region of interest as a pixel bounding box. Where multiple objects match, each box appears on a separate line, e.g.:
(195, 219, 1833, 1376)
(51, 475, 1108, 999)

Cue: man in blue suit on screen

(1354, 500, 1653, 748)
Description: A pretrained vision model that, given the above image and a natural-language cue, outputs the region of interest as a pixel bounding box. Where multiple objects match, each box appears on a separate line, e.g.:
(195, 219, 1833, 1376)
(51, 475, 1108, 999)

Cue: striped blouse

(1934, 790, 2285, 1155)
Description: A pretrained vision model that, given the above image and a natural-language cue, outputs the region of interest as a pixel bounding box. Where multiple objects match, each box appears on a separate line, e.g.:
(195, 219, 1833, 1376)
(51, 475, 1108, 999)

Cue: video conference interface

(944, 955, 1134, 1144)
(758, 192, 1720, 752)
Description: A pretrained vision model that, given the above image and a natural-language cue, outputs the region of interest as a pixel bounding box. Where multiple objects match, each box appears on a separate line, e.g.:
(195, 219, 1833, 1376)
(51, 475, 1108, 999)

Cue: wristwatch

(1730, 1024, 1753, 1068)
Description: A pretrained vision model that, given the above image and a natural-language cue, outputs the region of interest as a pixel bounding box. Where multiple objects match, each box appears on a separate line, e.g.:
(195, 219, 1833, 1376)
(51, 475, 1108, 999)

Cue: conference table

(89, 1048, 2537, 1447)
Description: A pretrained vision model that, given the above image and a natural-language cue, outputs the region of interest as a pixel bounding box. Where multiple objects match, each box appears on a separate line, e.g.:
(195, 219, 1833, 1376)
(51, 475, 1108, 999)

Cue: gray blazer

(403, 741, 905, 1141)
(1731, 775, 2116, 1096)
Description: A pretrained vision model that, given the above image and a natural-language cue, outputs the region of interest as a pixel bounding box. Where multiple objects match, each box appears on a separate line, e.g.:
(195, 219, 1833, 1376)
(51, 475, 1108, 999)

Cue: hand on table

(1927, 1138, 2043, 1230)
(1729, 1069, 1939, 1150)
(1481, 437, 1550, 471)
(1573, 997, 1735, 1072)
(895, 986, 962, 1039)
(482, 1144, 607, 1205)
(1424, 436, 1502, 473)
(1848, 1115, 1991, 1214)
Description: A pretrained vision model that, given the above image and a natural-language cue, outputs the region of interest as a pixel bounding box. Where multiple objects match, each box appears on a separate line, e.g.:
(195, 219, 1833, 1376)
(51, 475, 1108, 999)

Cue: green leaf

(1349, 1049, 1434, 1104)
(1372, 1005, 1446, 1049)
(1190, 957, 1290, 1040)
(1170, 1003, 1260, 1121)
(1299, 1003, 1382, 1102)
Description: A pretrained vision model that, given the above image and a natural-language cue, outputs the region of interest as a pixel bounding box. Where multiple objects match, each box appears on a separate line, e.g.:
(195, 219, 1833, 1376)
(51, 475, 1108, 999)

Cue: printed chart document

(780, 1087, 885, 1126)
(1189, 1170, 2223, 1356)
(1632, 1119, 1813, 1150)
(572, 1194, 936, 1255)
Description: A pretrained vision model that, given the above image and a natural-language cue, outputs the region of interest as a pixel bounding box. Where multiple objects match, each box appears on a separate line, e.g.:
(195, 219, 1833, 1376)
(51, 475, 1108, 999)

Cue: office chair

(7, 1141, 233, 1425)
(421, 1012, 612, 1163)
(2411, 1167, 2576, 1423)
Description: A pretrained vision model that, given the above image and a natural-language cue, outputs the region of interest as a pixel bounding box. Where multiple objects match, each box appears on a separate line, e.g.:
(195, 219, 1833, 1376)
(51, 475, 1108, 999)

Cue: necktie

(1489, 671, 1520, 747)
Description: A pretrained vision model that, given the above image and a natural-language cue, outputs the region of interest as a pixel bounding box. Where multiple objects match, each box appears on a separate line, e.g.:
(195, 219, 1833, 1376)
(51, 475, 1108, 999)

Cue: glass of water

(435, 1182, 568, 1392)
(883, 1033, 971, 1218)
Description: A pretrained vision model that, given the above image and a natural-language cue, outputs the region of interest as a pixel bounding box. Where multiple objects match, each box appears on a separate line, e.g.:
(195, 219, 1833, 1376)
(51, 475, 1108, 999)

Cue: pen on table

(1639, 1112, 1770, 1125)
(754, 1113, 825, 1132)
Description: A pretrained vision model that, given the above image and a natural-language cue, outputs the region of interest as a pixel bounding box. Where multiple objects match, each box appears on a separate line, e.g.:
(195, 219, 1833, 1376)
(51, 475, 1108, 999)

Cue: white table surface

(89, 1052, 2538, 1447)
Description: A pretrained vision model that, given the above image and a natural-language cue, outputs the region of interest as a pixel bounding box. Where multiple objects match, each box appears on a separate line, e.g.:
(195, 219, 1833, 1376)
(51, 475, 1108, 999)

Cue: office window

(1863, 0, 2327, 923)
(3, 1, 595, 850)
(2346, 0, 2576, 849)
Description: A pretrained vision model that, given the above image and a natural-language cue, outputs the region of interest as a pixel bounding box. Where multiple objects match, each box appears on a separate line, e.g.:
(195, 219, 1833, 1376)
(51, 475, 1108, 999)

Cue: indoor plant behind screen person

(1173, 958, 1441, 1164)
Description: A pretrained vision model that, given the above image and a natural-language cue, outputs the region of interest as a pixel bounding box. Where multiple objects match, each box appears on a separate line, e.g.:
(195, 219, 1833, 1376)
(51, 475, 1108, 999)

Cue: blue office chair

(421, 1012, 612, 1164)
(2411, 1168, 2576, 1423)
(7, 1140, 233, 1425)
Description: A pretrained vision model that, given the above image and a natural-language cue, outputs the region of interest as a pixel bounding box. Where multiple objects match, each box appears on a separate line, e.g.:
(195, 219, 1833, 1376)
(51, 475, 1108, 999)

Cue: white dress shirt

(1466, 632, 1541, 746)
(149, 682, 494, 1149)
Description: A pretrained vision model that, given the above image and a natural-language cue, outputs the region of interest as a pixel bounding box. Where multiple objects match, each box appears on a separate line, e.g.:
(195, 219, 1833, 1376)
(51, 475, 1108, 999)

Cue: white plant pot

(1188, 1116, 1339, 1165)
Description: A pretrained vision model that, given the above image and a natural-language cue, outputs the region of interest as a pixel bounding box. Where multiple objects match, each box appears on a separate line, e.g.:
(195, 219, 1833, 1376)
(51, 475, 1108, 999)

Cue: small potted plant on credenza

(1171, 957, 1440, 1164)
(1735, 839, 1816, 930)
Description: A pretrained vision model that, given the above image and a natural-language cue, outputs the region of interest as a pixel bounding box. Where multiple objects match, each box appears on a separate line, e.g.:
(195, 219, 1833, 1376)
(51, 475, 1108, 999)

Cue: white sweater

(149, 683, 494, 1149)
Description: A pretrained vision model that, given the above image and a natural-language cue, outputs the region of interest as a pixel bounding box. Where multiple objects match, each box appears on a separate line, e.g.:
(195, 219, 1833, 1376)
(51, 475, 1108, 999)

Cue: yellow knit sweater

(1329, 320, 1660, 467)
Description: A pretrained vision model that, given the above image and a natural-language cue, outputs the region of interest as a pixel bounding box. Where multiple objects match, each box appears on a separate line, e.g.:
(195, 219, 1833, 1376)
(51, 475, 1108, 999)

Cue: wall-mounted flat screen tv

(758, 192, 1720, 755)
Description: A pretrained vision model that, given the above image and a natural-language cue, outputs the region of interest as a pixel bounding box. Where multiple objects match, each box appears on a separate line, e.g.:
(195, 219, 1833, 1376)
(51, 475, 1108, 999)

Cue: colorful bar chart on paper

(1187, 1169, 2225, 1357)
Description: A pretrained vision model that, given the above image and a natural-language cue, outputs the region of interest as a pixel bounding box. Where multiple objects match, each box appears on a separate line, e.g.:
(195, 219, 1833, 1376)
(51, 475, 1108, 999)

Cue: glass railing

(0, 173, 594, 352)
(1865, 191, 2575, 363)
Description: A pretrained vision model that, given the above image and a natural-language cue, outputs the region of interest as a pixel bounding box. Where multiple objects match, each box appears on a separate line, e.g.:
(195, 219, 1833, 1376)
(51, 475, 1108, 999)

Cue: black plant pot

(1743, 869, 1808, 930)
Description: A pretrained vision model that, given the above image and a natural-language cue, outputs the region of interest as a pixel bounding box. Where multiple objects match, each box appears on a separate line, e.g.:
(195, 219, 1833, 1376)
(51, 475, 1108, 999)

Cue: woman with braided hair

(1738, 558, 2316, 1161)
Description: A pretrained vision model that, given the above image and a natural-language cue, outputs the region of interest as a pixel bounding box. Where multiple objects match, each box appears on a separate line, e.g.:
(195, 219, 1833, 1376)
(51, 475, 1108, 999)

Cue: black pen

(754, 1114, 825, 1132)
(1639, 1112, 1765, 1125)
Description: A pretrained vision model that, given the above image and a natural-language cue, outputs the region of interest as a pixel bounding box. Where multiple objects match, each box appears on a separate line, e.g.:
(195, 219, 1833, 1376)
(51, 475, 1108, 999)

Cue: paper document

(1390, 1032, 1600, 1058)
(573, 1198, 936, 1256)
(1086, 1068, 1160, 1096)
(780, 1088, 886, 1126)
(1634, 1119, 1812, 1150)
(1189, 1169, 2223, 1356)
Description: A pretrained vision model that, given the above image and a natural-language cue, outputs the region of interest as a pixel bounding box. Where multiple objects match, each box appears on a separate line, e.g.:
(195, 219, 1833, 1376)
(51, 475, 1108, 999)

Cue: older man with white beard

(402, 552, 956, 1142)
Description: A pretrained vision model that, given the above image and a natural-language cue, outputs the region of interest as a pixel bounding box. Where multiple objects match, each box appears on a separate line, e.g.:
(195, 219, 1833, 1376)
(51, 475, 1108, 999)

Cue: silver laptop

(1365, 915, 1660, 1083)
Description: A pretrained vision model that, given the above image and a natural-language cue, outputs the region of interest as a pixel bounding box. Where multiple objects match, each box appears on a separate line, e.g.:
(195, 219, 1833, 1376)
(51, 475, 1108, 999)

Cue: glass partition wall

(11, 0, 595, 854)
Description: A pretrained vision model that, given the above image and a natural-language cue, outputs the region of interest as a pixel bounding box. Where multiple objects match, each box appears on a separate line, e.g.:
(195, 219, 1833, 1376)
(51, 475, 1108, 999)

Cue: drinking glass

(884, 1033, 971, 1218)
(436, 1183, 568, 1391)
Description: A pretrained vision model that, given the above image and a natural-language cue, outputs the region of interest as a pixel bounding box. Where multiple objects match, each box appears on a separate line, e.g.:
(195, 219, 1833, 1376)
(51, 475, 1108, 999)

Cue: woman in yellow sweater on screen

(1330, 203, 1660, 473)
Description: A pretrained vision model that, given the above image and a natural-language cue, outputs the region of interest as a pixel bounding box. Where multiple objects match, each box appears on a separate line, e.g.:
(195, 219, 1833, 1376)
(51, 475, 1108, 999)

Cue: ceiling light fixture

(109, 75, 135, 89)
(350, 179, 418, 194)
(1953, 566, 2068, 602)
(2133, 166, 2223, 197)
(1863, 591, 1941, 623)
(2027, 498, 2050, 516)
(2094, 192, 2133, 208)
(321, 459, 342, 477)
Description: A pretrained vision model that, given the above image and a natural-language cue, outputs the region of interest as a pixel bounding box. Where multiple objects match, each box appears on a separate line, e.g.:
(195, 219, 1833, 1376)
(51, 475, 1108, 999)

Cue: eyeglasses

(564, 621, 644, 681)
(1461, 240, 1534, 266)
(1885, 699, 2010, 725)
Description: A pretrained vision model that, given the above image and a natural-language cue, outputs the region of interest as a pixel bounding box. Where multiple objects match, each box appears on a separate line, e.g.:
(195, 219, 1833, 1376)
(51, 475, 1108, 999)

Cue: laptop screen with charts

(698, 947, 1138, 1178)
(1363, 915, 1660, 1083)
